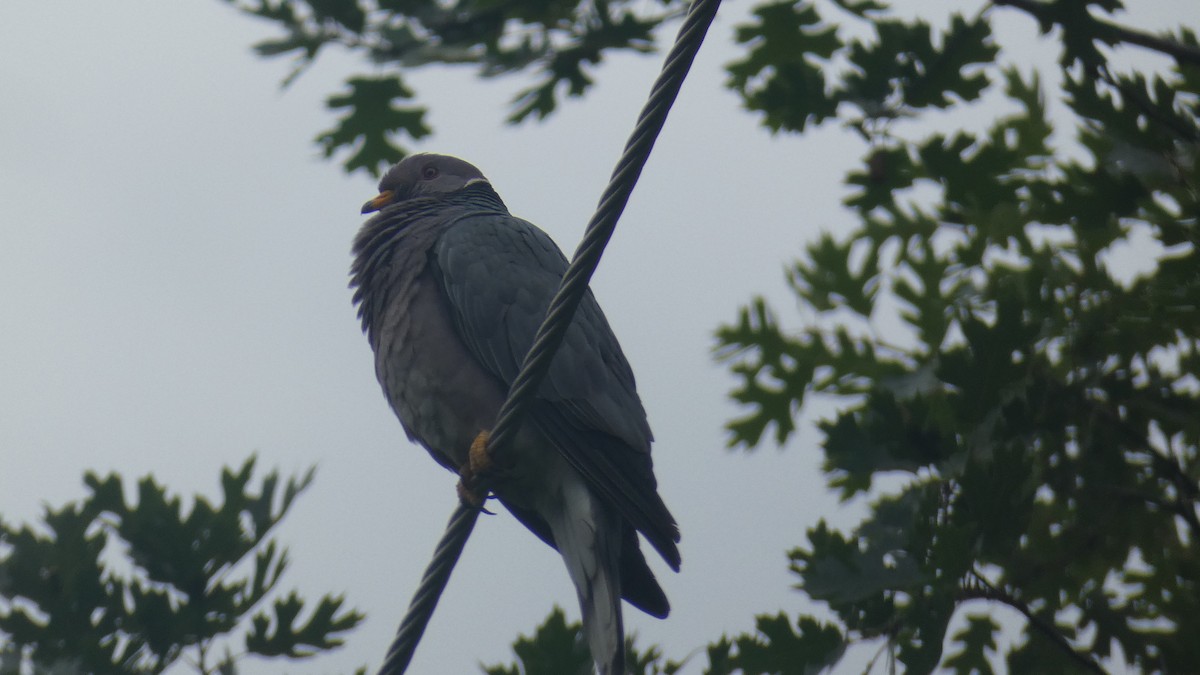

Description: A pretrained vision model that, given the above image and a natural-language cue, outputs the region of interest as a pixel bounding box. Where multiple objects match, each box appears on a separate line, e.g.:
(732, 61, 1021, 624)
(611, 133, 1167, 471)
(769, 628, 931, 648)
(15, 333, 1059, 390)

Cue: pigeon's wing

(429, 211, 680, 569)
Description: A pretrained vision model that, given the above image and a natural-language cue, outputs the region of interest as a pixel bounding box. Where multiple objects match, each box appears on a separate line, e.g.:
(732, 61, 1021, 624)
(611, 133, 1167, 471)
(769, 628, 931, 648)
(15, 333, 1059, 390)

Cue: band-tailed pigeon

(351, 153, 680, 674)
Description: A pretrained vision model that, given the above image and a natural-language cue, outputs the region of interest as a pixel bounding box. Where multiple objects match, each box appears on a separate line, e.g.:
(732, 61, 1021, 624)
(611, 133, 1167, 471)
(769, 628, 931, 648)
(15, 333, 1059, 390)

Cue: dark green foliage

(219, 0, 686, 173)
(726, 1, 842, 133)
(705, 613, 844, 675)
(943, 614, 999, 675)
(727, 2, 998, 136)
(0, 458, 364, 674)
(316, 76, 431, 175)
(482, 607, 593, 675)
(481, 607, 684, 675)
(716, 2, 1200, 672)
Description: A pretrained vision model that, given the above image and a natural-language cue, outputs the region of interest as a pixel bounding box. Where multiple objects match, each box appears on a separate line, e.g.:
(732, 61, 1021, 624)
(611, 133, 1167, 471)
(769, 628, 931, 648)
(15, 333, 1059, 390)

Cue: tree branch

(1095, 65, 1200, 142)
(1089, 396, 1200, 540)
(1092, 482, 1200, 542)
(992, 0, 1200, 67)
(960, 573, 1107, 674)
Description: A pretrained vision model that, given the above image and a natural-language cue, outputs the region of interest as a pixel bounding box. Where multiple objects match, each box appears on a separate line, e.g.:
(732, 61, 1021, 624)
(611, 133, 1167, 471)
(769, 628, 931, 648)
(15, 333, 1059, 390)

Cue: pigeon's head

(362, 153, 489, 214)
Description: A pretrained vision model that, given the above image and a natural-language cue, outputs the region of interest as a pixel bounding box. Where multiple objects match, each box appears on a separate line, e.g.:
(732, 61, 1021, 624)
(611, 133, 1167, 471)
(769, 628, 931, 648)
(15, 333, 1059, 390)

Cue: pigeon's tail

(549, 469, 625, 675)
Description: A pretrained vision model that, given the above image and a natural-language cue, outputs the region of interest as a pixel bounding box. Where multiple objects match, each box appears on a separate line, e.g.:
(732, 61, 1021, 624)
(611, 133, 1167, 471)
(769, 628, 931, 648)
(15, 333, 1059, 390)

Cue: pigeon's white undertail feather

(548, 469, 625, 675)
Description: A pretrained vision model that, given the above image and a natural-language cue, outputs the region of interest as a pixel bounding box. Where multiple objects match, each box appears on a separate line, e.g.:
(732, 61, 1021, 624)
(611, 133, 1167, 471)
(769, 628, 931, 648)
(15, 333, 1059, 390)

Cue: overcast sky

(0, 2, 1193, 674)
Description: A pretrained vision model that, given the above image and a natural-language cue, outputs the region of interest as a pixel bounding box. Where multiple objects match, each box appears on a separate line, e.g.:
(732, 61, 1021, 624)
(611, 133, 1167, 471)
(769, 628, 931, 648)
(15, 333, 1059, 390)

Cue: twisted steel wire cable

(378, 0, 721, 671)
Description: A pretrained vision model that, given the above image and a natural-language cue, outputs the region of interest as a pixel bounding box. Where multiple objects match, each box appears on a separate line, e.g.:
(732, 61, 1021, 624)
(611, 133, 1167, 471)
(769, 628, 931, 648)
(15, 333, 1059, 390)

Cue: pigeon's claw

(456, 429, 493, 508)
(456, 479, 487, 509)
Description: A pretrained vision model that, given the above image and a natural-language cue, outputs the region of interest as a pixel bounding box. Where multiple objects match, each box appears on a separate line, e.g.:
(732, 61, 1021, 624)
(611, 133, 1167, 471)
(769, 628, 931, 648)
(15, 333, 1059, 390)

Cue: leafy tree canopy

(219, 0, 691, 174)
(0, 458, 364, 674)
(716, 2, 1198, 672)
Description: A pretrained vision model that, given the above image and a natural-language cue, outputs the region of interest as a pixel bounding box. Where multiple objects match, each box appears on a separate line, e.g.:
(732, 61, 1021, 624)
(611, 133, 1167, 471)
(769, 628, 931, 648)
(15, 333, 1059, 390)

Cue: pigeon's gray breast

(351, 195, 507, 470)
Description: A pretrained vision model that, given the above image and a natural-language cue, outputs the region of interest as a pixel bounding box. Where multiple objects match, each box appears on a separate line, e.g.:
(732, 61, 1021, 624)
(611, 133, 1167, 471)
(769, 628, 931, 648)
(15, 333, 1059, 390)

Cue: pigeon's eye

(422, 166, 439, 180)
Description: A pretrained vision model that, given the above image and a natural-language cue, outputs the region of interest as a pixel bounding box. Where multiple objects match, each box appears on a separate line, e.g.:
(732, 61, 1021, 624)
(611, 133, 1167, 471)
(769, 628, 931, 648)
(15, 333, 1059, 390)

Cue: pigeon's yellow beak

(362, 190, 395, 214)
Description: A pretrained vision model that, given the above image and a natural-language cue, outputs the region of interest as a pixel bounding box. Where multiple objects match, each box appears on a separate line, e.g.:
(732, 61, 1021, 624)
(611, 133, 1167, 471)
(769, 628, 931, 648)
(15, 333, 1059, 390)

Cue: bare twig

(992, 0, 1200, 67)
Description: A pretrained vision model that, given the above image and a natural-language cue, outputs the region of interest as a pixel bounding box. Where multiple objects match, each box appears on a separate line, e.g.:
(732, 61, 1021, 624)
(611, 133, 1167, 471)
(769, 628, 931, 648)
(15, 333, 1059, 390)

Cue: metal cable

(378, 0, 721, 671)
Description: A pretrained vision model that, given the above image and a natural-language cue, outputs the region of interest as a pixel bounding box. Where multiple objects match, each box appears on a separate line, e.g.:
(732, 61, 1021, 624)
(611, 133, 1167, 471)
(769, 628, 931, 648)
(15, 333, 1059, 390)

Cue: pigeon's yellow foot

(456, 429, 493, 508)
(456, 479, 486, 508)
(469, 429, 493, 475)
